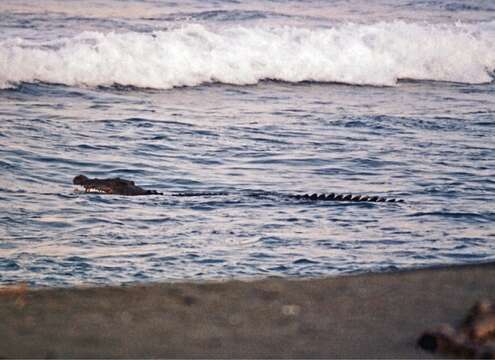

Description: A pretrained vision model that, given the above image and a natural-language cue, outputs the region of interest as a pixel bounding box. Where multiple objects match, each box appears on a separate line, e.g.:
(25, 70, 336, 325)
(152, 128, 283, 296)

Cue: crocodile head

(73, 174, 160, 195)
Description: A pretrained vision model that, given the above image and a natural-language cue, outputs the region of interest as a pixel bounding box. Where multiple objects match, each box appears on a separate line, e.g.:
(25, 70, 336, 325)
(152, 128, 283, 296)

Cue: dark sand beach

(1, 262, 495, 358)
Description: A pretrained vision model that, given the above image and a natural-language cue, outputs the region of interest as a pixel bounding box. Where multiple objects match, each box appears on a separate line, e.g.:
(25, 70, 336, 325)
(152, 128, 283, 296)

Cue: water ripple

(1, 6, 495, 286)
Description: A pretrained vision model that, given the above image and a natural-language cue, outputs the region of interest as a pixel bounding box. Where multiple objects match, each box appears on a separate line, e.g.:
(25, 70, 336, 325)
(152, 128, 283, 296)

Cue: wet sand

(1, 262, 495, 358)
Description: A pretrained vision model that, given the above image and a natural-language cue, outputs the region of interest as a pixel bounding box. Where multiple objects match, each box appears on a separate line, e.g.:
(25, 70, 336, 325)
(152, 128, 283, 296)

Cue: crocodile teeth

(85, 186, 106, 193)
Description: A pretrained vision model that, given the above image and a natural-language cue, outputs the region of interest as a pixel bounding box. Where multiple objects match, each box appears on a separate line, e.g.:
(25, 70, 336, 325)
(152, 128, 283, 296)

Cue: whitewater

(1, 21, 495, 89)
(1, 0, 494, 286)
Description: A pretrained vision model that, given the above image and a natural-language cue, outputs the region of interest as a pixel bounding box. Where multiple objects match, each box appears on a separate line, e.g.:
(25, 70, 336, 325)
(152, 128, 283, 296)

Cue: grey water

(1, 0, 494, 286)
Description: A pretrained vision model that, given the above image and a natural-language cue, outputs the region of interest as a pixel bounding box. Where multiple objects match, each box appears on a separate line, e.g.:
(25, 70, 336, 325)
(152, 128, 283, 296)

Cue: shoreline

(2, 262, 495, 358)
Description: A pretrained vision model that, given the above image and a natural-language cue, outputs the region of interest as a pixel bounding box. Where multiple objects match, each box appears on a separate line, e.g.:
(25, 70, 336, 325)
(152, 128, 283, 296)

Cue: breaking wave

(1, 21, 495, 89)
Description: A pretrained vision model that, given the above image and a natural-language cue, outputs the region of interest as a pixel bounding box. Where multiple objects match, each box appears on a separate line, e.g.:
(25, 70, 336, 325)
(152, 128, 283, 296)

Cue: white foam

(1, 21, 494, 89)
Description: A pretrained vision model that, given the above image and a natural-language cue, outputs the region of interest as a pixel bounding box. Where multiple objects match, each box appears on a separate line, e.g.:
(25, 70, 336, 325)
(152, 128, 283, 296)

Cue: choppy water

(1, 0, 494, 286)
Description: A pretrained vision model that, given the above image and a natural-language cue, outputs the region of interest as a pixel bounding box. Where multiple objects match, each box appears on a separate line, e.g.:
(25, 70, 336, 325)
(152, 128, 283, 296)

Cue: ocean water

(1, 0, 494, 287)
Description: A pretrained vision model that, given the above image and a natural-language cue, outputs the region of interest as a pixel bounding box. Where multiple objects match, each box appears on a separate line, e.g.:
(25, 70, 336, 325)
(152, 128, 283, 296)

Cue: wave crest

(1, 21, 495, 89)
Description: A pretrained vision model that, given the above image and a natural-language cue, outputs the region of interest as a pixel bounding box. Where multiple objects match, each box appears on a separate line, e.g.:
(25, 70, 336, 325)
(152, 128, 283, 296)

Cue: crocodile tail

(291, 193, 404, 203)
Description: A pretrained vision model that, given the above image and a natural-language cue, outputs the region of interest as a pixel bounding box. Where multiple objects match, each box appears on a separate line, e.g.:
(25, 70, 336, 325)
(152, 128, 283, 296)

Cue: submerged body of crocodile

(73, 175, 404, 203)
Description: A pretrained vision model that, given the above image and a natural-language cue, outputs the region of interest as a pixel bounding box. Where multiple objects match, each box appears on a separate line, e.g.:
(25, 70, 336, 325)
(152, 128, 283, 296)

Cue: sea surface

(1, 0, 494, 287)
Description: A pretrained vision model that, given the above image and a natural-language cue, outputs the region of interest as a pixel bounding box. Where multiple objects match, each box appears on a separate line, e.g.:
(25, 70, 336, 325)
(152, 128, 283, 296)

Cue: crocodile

(73, 174, 404, 203)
